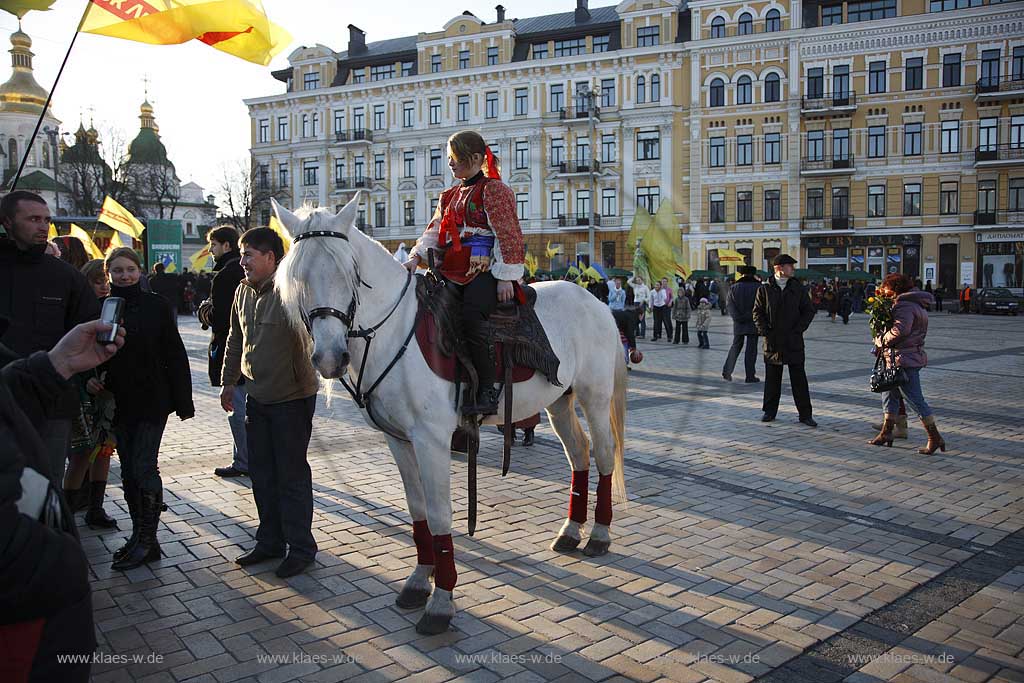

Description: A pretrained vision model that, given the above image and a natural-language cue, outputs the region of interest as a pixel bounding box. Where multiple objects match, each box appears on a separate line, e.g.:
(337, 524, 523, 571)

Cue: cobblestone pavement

(80, 308, 1024, 683)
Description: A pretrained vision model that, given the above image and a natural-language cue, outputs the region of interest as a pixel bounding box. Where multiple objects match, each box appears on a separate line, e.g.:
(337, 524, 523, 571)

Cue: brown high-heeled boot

(868, 414, 897, 447)
(918, 416, 946, 455)
(871, 414, 908, 439)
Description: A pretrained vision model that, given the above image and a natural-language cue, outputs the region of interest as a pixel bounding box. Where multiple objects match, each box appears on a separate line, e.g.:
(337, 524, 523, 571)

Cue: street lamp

(42, 126, 61, 215)
(578, 84, 599, 267)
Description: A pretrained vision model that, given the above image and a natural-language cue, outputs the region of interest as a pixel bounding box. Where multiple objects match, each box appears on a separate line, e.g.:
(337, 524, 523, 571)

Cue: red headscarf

(483, 146, 500, 180)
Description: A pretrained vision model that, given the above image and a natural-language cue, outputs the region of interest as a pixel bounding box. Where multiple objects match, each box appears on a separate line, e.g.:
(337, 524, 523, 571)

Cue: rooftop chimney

(496, 4, 506, 22)
(575, 0, 590, 23)
(347, 24, 366, 55)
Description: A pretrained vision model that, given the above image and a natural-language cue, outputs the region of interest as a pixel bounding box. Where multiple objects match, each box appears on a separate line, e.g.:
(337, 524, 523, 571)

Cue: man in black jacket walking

(198, 226, 249, 478)
(722, 265, 761, 383)
(0, 191, 99, 483)
(752, 254, 817, 427)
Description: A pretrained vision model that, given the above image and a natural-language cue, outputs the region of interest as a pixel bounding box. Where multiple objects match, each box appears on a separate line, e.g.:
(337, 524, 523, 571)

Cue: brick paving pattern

(79, 309, 1024, 682)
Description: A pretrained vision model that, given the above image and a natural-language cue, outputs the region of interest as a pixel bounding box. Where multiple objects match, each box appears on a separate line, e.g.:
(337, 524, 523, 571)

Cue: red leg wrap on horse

(569, 470, 589, 523)
(595, 473, 613, 526)
(413, 520, 434, 566)
(432, 534, 457, 591)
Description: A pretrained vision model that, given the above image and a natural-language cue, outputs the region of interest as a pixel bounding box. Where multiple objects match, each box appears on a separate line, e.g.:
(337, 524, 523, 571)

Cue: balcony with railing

(334, 129, 374, 144)
(333, 176, 371, 191)
(974, 145, 1024, 167)
(555, 160, 601, 176)
(559, 106, 601, 122)
(974, 210, 1024, 227)
(800, 154, 856, 176)
(557, 213, 601, 228)
(800, 91, 857, 114)
(975, 77, 1024, 100)
(801, 215, 855, 232)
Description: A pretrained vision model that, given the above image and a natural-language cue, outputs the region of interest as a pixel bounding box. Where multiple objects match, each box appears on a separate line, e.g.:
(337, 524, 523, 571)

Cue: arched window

(737, 75, 752, 104)
(710, 78, 725, 107)
(766, 9, 781, 32)
(738, 13, 753, 35)
(650, 74, 661, 102)
(42, 142, 51, 168)
(710, 16, 725, 39)
(636, 75, 646, 104)
(7, 139, 17, 169)
(764, 73, 781, 102)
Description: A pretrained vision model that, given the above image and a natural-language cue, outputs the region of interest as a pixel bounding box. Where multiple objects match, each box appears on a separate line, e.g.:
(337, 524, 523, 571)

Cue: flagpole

(10, 1, 92, 191)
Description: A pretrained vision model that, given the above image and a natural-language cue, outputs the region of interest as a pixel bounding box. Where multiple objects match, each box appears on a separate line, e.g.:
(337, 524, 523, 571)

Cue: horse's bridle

(290, 229, 418, 442)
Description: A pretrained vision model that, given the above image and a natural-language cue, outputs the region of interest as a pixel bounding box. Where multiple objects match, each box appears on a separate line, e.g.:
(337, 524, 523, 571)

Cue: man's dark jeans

(762, 363, 812, 419)
(723, 334, 758, 380)
(245, 394, 317, 561)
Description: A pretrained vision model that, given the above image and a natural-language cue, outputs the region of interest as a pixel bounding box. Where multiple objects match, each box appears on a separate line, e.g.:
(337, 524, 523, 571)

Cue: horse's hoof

(415, 611, 452, 635)
(551, 535, 581, 552)
(395, 587, 431, 609)
(581, 538, 610, 557)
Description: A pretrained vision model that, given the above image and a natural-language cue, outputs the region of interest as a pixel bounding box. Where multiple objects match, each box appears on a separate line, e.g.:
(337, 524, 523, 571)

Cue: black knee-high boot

(461, 320, 499, 416)
(112, 488, 162, 570)
(85, 479, 119, 529)
(112, 480, 140, 562)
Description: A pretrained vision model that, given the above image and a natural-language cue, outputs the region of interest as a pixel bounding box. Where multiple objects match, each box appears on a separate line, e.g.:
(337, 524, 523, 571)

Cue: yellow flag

(269, 215, 292, 254)
(583, 266, 604, 282)
(190, 245, 211, 271)
(47, 222, 58, 240)
(524, 252, 538, 278)
(643, 202, 685, 285)
(717, 248, 746, 264)
(1, 0, 57, 19)
(81, 0, 292, 66)
(98, 196, 146, 239)
(544, 241, 562, 260)
(70, 224, 104, 259)
(104, 229, 126, 258)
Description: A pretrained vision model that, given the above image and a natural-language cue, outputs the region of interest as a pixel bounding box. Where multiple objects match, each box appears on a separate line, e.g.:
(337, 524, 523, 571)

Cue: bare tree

(59, 125, 140, 217)
(217, 159, 291, 232)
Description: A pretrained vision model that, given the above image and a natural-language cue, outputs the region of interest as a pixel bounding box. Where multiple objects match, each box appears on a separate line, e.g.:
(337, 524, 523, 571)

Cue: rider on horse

(403, 130, 525, 416)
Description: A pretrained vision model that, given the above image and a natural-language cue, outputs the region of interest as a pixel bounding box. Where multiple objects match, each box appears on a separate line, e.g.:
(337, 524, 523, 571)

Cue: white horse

(273, 194, 627, 635)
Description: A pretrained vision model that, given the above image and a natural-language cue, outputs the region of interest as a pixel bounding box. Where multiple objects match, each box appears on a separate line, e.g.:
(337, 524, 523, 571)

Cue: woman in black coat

(97, 247, 194, 570)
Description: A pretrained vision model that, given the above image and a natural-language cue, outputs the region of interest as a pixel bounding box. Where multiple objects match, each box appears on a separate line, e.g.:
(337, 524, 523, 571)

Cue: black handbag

(870, 348, 907, 393)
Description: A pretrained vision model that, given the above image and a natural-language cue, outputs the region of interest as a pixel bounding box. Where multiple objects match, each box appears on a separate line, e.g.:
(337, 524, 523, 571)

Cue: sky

(2, 0, 617, 205)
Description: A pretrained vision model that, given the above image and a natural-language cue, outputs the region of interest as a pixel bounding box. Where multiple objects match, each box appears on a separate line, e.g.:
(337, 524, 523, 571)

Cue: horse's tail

(610, 346, 628, 507)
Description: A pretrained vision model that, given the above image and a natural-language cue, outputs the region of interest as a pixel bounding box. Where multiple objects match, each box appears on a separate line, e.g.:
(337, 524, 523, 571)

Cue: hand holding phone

(97, 297, 125, 343)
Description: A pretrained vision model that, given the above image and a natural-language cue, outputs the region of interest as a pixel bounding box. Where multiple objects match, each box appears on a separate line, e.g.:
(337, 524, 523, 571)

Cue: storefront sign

(804, 234, 921, 248)
(925, 265, 935, 281)
(960, 261, 974, 287)
(976, 230, 1024, 243)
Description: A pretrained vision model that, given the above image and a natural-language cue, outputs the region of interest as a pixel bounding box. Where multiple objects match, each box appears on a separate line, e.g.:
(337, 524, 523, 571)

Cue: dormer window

(303, 71, 320, 90)
(637, 26, 659, 47)
(593, 35, 609, 53)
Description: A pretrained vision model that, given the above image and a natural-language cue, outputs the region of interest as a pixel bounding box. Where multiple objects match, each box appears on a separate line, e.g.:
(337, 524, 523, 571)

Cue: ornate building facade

(246, 0, 1023, 288)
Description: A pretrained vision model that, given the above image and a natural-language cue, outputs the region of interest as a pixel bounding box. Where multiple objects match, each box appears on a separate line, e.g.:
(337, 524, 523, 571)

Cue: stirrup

(461, 387, 499, 416)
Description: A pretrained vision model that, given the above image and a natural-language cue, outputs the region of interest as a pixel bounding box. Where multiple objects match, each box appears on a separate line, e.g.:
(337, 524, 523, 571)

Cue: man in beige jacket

(220, 228, 319, 578)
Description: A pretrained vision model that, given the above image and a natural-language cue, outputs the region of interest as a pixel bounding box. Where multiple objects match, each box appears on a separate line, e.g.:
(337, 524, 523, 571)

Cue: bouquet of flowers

(865, 295, 895, 339)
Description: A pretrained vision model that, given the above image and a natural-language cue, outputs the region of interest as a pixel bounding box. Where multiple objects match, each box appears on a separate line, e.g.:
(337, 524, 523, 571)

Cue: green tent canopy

(688, 269, 723, 280)
(793, 268, 828, 280)
(605, 267, 633, 278)
(835, 270, 874, 281)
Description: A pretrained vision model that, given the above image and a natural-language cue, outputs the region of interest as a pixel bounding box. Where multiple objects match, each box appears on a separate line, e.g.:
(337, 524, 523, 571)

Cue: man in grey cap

(722, 264, 761, 383)
(752, 254, 817, 427)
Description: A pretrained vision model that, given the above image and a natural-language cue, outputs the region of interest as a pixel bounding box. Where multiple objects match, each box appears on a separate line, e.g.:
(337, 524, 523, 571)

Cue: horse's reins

(291, 229, 418, 442)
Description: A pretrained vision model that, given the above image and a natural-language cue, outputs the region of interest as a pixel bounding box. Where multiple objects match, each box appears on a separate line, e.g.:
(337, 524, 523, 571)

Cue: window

(737, 135, 752, 166)
(833, 128, 850, 161)
(373, 104, 385, 130)
(554, 38, 586, 57)
(637, 26, 660, 47)
(403, 151, 415, 178)
(832, 65, 850, 99)
(808, 68, 824, 98)
(765, 73, 781, 102)
(637, 130, 660, 160)
(822, 5, 843, 26)
(601, 188, 617, 216)
(551, 191, 565, 217)
(868, 125, 886, 158)
(303, 71, 320, 90)
(1010, 178, 1024, 211)
(550, 138, 565, 166)
(431, 54, 441, 73)
(764, 190, 780, 220)
(1013, 116, 1024, 148)
(277, 116, 288, 140)
(510, 140, 527, 170)
(334, 159, 345, 183)
(459, 50, 470, 69)
(766, 9, 781, 31)
(402, 61, 414, 77)
(457, 95, 469, 122)
(279, 162, 288, 186)
(430, 148, 442, 176)
(403, 101, 414, 128)
(807, 188, 824, 218)
(940, 120, 960, 154)
(370, 64, 394, 81)
(333, 110, 344, 135)
(869, 61, 886, 94)
(807, 131, 824, 161)
(737, 191, 752, 221)
(485, 91, 499, 119)
(576, 190, 591, 218)
(487, 46, 499, 66)
(257, 164, 269, 189)
(593, 35, 609, 53)
(429, 98, 441, 125)
(868, 184, 886, 217)
(258, 119, 268, 143)
(940, 181, 959, 215)
(353, 156, 365, 180)
(848, 0, 896, 22)
(637, 186, 660, 213)
(601, 134, 616, 163)
(929, 0, 982, 10)
(710, 17, 725, 38)
(764, 133, 781, 164)
(404, 200, 416, 227)
(905, 57, 923, 90)
(532, 43, 548, 59)
(710, 137, 725, 167)
(357, 207, 367, 228)
(904, 123, 922, 156)
(736, 76, 752, 105)
(353, 106, 365, 130)
(980, 49, 1001, 88)
(1014, 46, 1024, 81)
(301, 114, 310, 138)
(636, 76, 646, 104)
(709, 192, 725, 222)
(903, 183, 921, 216)
(303, 161, 318, 186)
(515, 88, 528, 116)
(942, 53, 961, 87)
(710, 78, 725, 107)
(978, 180, 996, 213)
(738, 13, 753, 35)
(351, 70, 364, 84)
(979, 118, 998, 151)
(516, 193, 529, 220)
(374, 154, 385, 180)
(650, 74, 661, 102)
(600, 78, 615, 106)
(576, 136, 591, 164)
(375, 202, 386, 227)
(832, 187, 849, 217)
(550, 84, 564, 112)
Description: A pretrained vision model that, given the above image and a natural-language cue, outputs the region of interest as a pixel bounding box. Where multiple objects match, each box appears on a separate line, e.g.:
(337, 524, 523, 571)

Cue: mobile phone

(98, 297, 125, 343)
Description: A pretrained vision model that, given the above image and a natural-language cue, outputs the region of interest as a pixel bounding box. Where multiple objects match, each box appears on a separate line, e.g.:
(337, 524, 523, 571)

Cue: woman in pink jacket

(868, 273, 945, 453)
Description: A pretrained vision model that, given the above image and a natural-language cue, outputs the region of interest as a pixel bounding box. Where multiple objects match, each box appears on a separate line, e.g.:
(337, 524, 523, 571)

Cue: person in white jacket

(632, 276, 650, 338)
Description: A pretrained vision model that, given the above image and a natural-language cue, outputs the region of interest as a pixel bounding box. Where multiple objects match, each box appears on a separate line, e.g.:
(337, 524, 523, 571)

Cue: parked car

(973, 287, 1020, 315)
